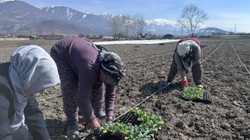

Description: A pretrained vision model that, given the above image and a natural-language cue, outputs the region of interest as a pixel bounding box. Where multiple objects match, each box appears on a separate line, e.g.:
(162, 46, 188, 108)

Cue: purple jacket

(53, 37, 116, 123)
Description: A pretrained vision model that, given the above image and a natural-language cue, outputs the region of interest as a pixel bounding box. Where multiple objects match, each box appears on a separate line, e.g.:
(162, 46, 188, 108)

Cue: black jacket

(0, 62, 50, 140)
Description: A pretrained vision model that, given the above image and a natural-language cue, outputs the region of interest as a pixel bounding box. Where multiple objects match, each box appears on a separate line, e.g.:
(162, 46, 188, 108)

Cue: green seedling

(100, 108, 164, 140)
(182, 86, 204, 100)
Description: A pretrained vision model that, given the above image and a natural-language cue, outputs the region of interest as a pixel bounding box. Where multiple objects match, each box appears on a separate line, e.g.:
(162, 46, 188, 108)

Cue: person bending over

(166, 37, 203, 88)
(50, 37, 126, 137)
(0, 45, 60, 140)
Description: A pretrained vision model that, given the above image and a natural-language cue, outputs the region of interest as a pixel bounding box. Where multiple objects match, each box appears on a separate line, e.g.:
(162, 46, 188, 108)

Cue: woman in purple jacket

(50, 37, 126, 137)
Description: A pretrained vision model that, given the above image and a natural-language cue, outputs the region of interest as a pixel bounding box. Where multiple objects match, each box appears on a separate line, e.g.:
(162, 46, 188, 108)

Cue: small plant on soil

(100, 108, 164, 140)
(181, 86, 204, 100)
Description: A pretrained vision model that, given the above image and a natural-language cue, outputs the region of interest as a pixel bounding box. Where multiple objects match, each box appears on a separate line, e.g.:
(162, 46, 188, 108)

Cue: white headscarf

(8, 45, 60, 133)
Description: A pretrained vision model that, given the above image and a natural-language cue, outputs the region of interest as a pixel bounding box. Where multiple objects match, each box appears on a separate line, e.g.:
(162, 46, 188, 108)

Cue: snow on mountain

(0, 0, 14, 3)
(0, 0, 229, 36)
(145, 18, 178, 27)
(198, 27, 229, 35)
(144, 18, 180, 35)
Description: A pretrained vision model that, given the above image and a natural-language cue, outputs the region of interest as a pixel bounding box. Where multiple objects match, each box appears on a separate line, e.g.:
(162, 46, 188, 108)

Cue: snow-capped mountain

(0, 0, 228, 36)
(145, 18, 178, 27)
(145, 18, 180, 35)
(0, 0, 14, 3)
(0, 0, 112, 35)
(198, 27, 229, 35)
(41, 6, 112, 34)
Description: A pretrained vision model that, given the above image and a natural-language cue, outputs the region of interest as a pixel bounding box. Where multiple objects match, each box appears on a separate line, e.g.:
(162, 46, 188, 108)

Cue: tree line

(108, 4, 208, 39)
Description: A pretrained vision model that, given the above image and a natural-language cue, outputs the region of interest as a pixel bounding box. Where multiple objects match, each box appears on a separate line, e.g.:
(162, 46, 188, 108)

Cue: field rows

(0, 39, 249, 139)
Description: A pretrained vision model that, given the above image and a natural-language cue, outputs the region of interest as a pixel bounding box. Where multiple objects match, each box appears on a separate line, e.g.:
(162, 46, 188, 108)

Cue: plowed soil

(1, 38, 249, 140)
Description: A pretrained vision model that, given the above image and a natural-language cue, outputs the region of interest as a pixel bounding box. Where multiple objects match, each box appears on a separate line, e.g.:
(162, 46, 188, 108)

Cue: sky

(21, 0, 250, 33)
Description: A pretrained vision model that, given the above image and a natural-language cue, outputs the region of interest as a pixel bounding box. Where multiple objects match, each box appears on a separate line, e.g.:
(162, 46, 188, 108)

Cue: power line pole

(234, 23, 237, 33)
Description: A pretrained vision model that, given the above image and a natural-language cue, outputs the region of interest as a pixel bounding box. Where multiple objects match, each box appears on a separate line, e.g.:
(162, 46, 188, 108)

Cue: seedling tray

(100, 108, 164, 140)
(180, 86, 212, 103)
(115, 111, 142, 125)
(101, 133, 123, 140)
(101, 111, 141, 140)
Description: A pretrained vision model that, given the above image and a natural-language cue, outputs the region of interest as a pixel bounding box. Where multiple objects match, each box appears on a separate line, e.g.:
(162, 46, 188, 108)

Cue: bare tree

(178, 4, 208, 37)
(108, 15, 130, 39)
(129, 15, 146, 39)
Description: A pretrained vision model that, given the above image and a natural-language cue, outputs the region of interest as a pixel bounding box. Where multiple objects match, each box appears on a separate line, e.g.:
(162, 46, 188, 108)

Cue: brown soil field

(1, 38, 250, 140)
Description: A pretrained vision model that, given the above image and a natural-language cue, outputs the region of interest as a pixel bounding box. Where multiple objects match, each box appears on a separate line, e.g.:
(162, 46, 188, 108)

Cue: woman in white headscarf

(0, 45, 60, 140)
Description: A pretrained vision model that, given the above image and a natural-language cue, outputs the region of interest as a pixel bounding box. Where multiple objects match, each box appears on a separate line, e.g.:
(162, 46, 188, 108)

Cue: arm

(189, 40, 201, 64)
(0, 92, 12, 140)
(76, 61, 100, 129)
(24, 96, 50, 140)
(174, 52, 187, 80)
(71, 38, 101, 129)
(77, 73, 97, 123)
(104, 84, 116, 121)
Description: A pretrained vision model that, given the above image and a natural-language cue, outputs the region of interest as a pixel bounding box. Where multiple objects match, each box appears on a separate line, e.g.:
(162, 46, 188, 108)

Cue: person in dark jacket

(0, 45, 60, 140)
(166, 37, 203, 88)
(24, 96, 51, 140)
(50, 37, 126, 137)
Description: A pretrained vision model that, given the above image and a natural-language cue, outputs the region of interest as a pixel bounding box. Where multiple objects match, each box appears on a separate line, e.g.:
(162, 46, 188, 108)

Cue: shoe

(196, 84, 203, 88)
(95, 110, 106, 119)
(66, 121, 79, 137)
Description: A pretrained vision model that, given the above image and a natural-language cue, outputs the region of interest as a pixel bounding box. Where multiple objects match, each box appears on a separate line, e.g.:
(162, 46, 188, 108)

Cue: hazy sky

(21, 0, 250, 32)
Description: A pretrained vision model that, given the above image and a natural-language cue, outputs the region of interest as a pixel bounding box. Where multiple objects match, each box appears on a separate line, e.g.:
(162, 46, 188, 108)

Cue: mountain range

(0, 0, 229, 36)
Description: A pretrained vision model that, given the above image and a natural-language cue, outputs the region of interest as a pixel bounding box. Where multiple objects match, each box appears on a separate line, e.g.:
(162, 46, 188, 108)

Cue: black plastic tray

(115, 111, 141, 125)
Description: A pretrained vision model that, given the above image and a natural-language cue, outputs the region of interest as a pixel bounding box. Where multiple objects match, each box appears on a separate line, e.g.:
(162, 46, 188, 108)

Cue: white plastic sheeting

(94, 39, 179, 45)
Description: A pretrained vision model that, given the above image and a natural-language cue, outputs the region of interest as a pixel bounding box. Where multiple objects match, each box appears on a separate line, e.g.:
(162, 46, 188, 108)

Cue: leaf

(101, 108, 164, 139)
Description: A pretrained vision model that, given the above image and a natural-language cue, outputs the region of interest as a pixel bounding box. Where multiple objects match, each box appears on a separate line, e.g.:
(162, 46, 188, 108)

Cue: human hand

(107, 115, 112, 121)
(104, 115, 112, 124)
(90, 119, 100, 130)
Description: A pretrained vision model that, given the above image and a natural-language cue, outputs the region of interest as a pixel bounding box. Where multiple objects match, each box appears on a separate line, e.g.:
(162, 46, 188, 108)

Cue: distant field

(0, 39, 59, 62)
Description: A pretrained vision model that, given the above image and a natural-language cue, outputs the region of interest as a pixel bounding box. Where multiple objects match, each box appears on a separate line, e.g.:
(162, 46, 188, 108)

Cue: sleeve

(71, 39, 100, 124)
(24, 96, 50, 140)
(104, 84, 116, 117)
(0, 92, 12, 140)
(190, 41, 201, 64)
(77, 64, 98, 123)
(193, 44, 201, 64)
(174, 52, 186, 80)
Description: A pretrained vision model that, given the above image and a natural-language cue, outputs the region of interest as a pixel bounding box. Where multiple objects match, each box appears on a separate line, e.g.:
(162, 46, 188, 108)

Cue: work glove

(183, 80, 189, 86)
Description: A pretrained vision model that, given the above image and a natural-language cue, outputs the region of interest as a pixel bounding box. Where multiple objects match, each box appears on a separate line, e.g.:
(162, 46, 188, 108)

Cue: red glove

(183, 80, 189, 86)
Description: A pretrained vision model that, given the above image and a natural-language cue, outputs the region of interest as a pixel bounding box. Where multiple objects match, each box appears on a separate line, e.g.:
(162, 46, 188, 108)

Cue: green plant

(100, 108, 164, 140)
(181, 86, 204, 100)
